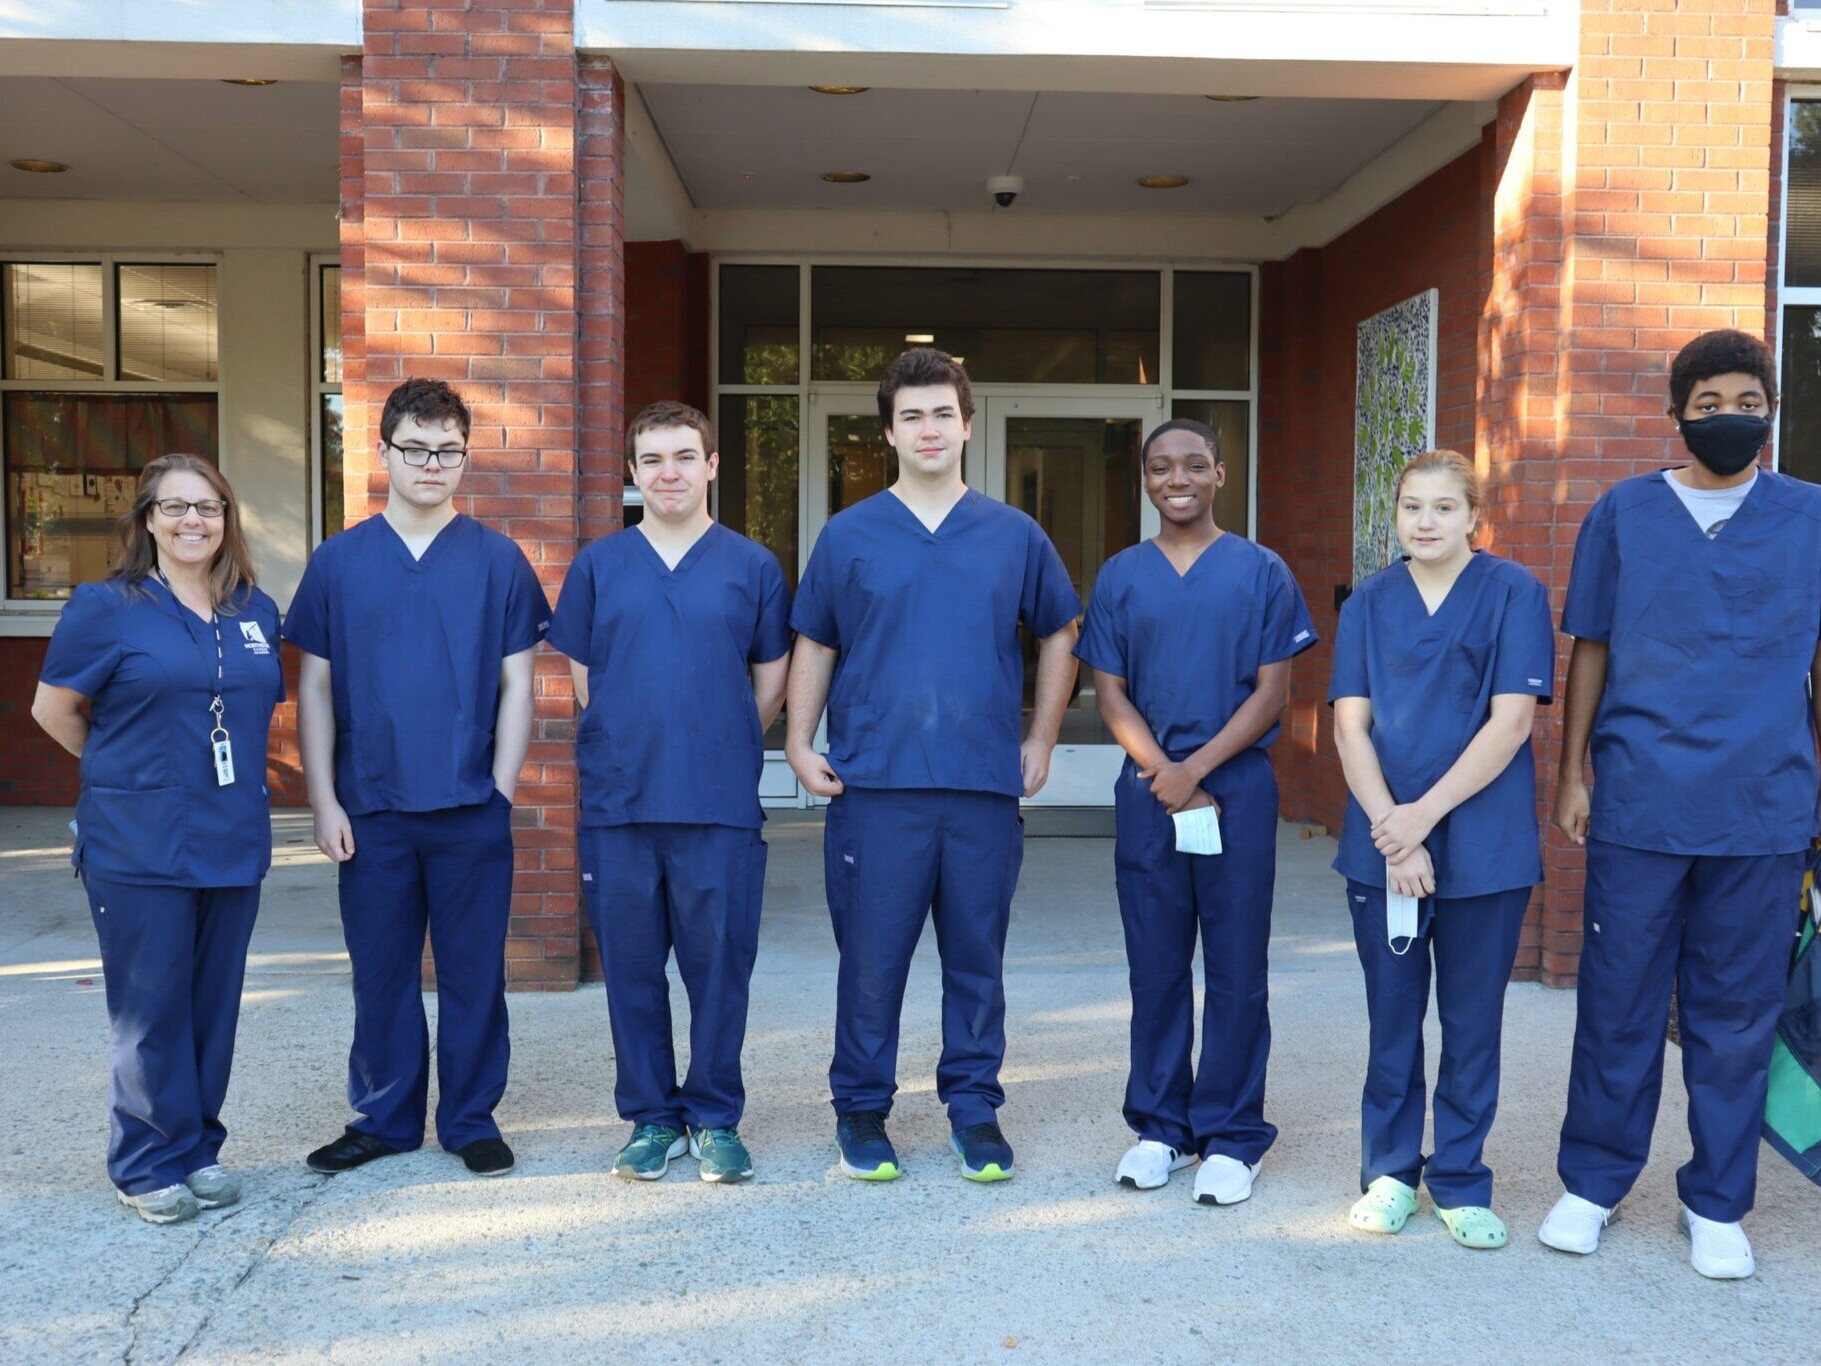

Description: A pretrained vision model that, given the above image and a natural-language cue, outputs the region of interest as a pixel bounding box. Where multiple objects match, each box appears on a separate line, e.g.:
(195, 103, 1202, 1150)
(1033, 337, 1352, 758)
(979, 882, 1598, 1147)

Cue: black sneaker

(306, 1129, 401, 1174)
(456, 1137, 515, 1177)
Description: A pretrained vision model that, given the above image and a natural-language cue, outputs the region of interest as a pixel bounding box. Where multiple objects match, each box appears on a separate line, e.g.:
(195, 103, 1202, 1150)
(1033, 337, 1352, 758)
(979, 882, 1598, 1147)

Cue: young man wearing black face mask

(1541, 329, 1821, 1280)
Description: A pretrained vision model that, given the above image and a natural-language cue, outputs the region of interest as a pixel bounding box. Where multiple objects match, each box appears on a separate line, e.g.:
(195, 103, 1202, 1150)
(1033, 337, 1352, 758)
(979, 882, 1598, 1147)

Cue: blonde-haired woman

(1328, 450, 1553, 1249)
(32, 455, 284, 1225)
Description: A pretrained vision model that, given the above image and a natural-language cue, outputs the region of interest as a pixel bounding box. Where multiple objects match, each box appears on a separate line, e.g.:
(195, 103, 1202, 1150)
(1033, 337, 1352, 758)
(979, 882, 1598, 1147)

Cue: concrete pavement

(1, 805, 1816, 1363)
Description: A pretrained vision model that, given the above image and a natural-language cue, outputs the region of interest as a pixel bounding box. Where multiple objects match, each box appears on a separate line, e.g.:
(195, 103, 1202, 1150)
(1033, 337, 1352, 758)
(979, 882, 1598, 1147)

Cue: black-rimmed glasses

(155, 498, 228, 518)
(386, 441, 469, 469)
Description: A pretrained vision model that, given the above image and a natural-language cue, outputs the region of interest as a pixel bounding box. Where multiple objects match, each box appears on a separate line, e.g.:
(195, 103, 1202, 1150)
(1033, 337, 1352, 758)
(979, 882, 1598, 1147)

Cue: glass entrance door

(798, 392, 1161, 807)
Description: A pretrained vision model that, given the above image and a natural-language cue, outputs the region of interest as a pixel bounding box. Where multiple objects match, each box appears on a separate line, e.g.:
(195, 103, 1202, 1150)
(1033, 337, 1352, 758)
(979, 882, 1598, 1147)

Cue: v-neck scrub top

(1329, 552, 1555, 897)
(1562, 469, 1821, 856)
(1075, 534, 1317, 761)
(790, 489, 1082, 797)
(282, 514, 550, 815)
(549, 523, 791, 829)
(43, 578, 286, 887)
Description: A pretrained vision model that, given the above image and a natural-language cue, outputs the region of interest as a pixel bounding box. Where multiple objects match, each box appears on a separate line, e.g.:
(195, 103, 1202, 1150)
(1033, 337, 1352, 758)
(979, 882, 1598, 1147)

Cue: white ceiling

(639, 85, 1447, 217)
(0, 77, 338, 202)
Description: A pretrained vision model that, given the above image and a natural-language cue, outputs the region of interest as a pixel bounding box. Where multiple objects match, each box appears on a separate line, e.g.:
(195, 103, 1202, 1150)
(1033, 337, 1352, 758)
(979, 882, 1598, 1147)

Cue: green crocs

(690, 1127, 754, 1184)
(612, 1123, 687, 1180)
(1348, 1176, 1420, 1234)
(1435, 1204, 1508, 1249)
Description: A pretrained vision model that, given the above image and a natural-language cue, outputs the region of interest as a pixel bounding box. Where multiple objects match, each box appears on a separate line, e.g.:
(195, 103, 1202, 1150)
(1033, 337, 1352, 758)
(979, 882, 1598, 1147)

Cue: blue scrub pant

(1558, 839, 1804, 1222)
(81, 875, 260, 1196)
(339, 792, 514, 1152)
(1347, 881, 1530, 1208)
(1113, 752, 1279, 1163)
(579, 823, 766, 1130)
(823, 788, 1024, 1129)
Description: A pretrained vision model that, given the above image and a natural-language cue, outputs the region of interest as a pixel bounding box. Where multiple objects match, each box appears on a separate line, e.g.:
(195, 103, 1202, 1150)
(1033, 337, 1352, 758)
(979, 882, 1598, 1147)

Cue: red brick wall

(626, 239, 712, 419)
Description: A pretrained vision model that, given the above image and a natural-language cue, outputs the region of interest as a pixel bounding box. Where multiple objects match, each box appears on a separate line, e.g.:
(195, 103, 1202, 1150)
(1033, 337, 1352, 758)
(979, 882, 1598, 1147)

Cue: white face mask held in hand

(1385, 859, 1420, 956)
(1172, 804, 1222, 856)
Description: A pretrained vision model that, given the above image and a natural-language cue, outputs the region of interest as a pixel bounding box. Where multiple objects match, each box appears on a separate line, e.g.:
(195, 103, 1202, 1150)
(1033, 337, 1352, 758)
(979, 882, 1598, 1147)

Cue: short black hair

(380, 377, 472, 445)
(1140, 418, 1222, 464)
(1669, 329, 1777, 414)
(877, 347, 974, 431)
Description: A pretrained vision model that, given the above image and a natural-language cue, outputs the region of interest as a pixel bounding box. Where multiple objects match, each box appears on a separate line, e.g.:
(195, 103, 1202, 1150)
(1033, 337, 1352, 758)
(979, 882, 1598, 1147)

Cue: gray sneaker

(117, 1183, 202, 1225)
(185, 1164, 242, 1209)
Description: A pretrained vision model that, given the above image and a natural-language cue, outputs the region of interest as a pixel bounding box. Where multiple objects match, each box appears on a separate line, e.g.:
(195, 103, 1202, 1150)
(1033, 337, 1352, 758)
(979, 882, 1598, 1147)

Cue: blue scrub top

(281, 514, 550, 815)
(42, 578, 285, 887)
(790, 488, 1082, 797)
(1329, 552, 1554, 897)
(549, 523, 791, 829)
(1075, 534, 1317, 765)
(1563, 469, 1821, 856)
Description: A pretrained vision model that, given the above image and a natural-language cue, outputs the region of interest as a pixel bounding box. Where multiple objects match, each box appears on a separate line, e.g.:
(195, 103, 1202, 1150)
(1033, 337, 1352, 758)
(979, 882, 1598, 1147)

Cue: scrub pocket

(1717, 570, 1810, 659)
(1451, 634, 1493, 712)
(79, 785, 187, 882)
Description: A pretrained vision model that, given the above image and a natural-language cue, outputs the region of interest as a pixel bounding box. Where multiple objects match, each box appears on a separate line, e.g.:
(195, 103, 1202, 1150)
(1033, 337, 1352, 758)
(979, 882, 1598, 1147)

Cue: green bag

(1763, 847, 1821, 1187)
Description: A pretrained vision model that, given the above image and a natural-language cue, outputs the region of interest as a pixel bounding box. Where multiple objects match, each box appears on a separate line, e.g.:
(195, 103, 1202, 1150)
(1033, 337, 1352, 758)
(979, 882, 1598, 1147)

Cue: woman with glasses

(32, 455, 284, 1225)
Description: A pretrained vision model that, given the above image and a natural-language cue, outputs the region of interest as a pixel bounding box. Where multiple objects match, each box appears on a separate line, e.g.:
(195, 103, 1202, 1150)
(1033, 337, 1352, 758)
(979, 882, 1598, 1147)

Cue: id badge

(1172, 804, 1222, 856)
(212, 732, 236, 787)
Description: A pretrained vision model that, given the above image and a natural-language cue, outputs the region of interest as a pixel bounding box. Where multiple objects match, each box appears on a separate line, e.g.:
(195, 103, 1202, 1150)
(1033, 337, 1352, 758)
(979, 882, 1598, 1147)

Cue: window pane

(322, 265, 343, 384)
(118, 264, 218, 382)
(1172, 271, 1252, 390)
(1781, 306, 1821, 486)
(717, 394, 798, 749)
(719, 265, 798, 385)
(1170, 398, 1250, 536)
(321, 393, 344, 538)
(3, 263, 103, 380)
(1792, 102, 1821, 288)
(5, 392, 219, 598)
(827, 412, 897, 516)
(812, 267, 1159, 384)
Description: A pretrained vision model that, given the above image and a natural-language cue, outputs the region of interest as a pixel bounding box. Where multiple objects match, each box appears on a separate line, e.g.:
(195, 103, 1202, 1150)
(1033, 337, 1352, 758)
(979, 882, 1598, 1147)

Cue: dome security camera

(988, 174, 1024, 208)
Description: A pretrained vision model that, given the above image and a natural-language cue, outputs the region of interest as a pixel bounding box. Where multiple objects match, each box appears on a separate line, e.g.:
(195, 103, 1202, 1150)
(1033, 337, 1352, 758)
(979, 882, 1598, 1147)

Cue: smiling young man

(1542, 329, 1821, 1279)
(1075, 419, 1316, 1206)
(284, 378, 549, 1179)
(788, 348, 1082, 1183)
(549, 402, 790, 1184)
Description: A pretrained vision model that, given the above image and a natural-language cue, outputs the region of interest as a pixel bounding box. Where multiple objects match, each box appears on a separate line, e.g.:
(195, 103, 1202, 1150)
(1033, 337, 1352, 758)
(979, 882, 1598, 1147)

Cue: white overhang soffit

(1781, 11, 1821, 83)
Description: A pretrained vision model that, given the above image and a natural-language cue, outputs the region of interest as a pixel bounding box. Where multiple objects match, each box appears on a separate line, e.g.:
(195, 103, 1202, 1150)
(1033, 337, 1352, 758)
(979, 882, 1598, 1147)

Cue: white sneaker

(117, 1183, 201, 1226)
(1193, 1155, 1258, 1206)
(185, 1164, 242, 1209)
(1538, 1192, 1612, 1254)
(1115, 1140, 1196, 1191)
(1680, 1205, 1754, 1279)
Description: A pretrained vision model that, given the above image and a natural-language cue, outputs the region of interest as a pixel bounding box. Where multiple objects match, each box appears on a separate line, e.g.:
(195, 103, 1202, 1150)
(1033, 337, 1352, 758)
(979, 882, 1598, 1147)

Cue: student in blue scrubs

(1076, 419, 1316, 1208)
(1541, 330, 1821, 1280)
(550, 401, 790, 1185)
(788, 348, 1082, 1184)
(1329, 450, 1553, 1250)
(33, 455, 284, 1225)
(285, 378, 549, 1179)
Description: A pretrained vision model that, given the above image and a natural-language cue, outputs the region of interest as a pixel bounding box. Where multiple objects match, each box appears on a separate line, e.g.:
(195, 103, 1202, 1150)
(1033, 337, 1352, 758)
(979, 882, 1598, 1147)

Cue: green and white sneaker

(690, 1127, 754, 1184)
(185, 1164, 242, 1210)
(612, 1123, 687, 1180)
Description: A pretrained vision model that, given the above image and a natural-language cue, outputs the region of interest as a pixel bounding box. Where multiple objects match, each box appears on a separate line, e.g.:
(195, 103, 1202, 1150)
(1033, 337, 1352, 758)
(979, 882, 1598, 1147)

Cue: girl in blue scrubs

(551, 402, 791, 1185)
(1077, 418, 1316, 1208)
(1542, 330, 1821, 1280)
(33, 455, 284, 1225)
(284, 379, 548, 1180)
(1329, 450, 1553, 1250)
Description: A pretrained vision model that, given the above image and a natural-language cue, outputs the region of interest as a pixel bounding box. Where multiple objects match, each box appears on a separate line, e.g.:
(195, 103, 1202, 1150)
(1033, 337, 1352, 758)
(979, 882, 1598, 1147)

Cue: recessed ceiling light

(221, 78, 280, 87)
(810, 86, 868, 95)
(9, 159, 68, 173)
(904, 333, 935, 344)
(820, 170, 871, 184)
(1137, 175, 1190, 189)
(1204, 95, 1258, 102)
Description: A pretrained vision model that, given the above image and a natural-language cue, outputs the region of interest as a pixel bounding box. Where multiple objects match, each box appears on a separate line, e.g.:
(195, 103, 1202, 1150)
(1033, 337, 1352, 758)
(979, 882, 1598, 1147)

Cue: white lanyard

(157, 570, 236, 786)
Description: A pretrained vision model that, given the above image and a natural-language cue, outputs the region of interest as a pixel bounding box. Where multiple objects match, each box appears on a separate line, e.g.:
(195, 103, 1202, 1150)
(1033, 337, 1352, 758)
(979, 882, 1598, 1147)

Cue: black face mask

(1678, 412, 1771, 477)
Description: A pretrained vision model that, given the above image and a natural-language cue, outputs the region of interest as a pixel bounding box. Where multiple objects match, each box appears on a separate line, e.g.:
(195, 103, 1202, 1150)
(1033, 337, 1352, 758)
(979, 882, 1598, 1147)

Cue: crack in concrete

(121, 1224, 210, 1366)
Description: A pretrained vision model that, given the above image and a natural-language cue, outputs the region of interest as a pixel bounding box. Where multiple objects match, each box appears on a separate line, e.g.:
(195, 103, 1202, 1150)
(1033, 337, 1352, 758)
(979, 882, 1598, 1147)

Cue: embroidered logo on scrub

(1528, 677, 1544, 687)
(239, 621, 273, 655)
(843, 853, 856, 865)
(1293, 630, 1312, 644)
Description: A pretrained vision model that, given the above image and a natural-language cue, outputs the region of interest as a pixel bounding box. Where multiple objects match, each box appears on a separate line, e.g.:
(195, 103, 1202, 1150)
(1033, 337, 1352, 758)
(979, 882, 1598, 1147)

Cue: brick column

(1481, 1, 1777, 985)
(352, 0, 590, 988)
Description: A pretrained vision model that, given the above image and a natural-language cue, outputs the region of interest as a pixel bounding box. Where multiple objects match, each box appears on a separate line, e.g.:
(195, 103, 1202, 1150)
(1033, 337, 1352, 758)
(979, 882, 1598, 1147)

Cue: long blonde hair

(111, 454, 257, 613)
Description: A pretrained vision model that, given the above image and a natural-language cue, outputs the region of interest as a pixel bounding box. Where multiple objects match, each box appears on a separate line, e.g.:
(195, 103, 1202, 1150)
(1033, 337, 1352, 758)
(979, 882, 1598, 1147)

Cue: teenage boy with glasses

(284, 377, 550, 1179)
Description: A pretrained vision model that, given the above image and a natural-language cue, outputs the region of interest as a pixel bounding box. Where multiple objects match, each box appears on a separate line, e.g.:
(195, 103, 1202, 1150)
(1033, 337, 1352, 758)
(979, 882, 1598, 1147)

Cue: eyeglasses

(155, 498, 227, 519)
(386, 441, 469, 469)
